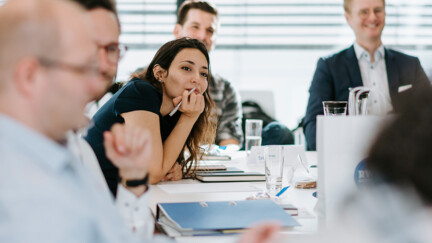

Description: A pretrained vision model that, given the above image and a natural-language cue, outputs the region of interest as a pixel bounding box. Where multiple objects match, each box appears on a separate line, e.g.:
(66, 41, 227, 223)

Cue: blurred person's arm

(238, 223, 281, 243)
(211, 75, 243, 146)
(115, 186, 154, 239)
(103, 123, 155, 239)
(219, 138, 240, 146)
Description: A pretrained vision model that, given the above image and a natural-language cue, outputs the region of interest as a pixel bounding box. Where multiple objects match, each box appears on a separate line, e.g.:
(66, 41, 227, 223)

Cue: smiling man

(303, 0, 431, 151)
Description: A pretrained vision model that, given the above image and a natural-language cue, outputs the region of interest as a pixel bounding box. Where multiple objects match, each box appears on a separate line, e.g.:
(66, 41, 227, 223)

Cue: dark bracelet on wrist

(118, 174, 149, 187)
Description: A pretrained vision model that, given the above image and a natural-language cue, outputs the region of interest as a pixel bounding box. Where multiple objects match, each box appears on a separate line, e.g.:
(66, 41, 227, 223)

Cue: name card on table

(248, 145, 307, 167)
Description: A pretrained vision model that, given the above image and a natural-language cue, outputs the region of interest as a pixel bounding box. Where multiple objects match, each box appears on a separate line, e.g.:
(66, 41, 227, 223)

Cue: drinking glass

(265, 146, 284, 196)
(322, 101, 347, 116)
(245, 119, 263, 153)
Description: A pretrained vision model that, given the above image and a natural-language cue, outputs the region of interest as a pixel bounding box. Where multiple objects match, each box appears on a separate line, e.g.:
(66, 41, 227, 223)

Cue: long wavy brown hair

(131, 38, 217, 177)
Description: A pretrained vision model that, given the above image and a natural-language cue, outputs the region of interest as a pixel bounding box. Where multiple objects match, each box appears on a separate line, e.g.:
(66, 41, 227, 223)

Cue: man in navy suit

(303, 0, 431, 151)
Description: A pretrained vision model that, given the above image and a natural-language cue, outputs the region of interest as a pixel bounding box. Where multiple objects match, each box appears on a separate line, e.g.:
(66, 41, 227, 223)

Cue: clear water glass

(265, 146, 284, 196)
(245, 119, 263, 152)
(322, 101, 347, 116)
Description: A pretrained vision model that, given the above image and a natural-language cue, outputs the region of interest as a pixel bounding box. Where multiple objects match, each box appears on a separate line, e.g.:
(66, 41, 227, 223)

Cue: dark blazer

(303, 45, 431, 150)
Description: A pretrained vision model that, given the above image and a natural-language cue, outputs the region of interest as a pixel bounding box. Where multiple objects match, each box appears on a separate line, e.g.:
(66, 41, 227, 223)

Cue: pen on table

(276, 186, 290, 197)
(169, 87, 196, 117)
(297, 154, 310, 175)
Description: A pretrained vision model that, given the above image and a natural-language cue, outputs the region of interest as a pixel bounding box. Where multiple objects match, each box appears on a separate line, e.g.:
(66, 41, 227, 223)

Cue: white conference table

(149, 151, 318, 243)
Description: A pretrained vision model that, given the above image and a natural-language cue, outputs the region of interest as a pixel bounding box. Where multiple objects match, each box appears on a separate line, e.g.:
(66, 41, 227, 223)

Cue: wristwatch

(118, 174, 149, 188)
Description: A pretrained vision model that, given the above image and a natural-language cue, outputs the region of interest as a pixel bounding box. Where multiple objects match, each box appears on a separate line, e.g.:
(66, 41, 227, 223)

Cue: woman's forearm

(149, 115, 197, 183)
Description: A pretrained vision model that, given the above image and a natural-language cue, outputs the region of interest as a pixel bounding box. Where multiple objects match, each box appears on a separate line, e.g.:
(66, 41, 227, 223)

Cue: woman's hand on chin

(174, 90, 205, 120)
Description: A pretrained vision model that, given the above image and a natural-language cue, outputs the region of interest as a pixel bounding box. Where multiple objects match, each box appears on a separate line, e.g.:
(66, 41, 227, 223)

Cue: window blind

(116, 0, 432, 50)
(0, 0, 430, 50)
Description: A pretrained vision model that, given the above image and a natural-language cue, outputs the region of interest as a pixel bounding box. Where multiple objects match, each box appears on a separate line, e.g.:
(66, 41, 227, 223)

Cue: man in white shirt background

(303, 0, 431, 151)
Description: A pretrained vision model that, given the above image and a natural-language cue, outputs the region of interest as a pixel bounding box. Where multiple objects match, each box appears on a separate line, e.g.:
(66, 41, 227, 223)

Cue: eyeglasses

(99, 43, 128, 64)
(358, 7, 385, 19)
(38, 57, 100, 77)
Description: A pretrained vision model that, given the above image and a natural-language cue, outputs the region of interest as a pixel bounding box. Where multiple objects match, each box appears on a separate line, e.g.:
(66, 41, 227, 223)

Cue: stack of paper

(195, 167, 264, 182)
(196, 172, 265, 182)
(201, 154, 231, 161)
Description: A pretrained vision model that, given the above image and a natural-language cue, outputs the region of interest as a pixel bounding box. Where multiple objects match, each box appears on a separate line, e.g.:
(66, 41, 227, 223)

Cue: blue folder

(156, 200, 300, 234)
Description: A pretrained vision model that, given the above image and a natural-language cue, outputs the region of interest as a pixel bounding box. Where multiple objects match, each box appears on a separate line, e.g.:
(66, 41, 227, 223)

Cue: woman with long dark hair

(86, 38, 216, 195)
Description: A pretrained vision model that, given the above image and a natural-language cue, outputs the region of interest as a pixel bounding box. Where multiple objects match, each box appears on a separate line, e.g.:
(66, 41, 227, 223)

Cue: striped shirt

(208, 74, 243, 144)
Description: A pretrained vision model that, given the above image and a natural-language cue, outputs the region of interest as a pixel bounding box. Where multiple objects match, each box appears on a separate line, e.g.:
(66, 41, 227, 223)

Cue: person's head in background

(71, 0, 124, 101)
(367, 85, 432, 204)
(174, 0, 219, 52)
(344, 0, 386, 53)
(133, 37, 216, 175)
(0, 0, 98, 142)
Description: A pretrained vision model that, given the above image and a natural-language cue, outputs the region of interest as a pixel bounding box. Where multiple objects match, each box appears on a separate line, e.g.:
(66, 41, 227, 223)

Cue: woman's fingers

(163, 163, 183, 181)
(183, 94, 204, 110)
(172, 96, 182, 106)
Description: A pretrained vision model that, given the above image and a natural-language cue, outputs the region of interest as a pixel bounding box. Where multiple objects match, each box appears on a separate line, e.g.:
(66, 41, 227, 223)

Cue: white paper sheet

(157, 182, 261, 194)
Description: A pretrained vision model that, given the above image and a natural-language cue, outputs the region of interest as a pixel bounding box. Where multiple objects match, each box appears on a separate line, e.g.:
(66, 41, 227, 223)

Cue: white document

(157, 182, 261, 194)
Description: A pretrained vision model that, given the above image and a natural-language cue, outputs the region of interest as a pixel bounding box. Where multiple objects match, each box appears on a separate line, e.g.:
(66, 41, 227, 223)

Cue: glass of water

(245, 119, 263, 152)
(265, 146, 284, 196)
(322, 101, 347, 116)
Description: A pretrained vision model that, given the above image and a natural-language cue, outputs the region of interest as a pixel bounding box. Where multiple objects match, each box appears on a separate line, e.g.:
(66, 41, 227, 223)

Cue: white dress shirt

(66, 132, 155, 240)
(85, 92, 113, 118)
(354, 42, 393, 115)
(0, 115, 171, 243)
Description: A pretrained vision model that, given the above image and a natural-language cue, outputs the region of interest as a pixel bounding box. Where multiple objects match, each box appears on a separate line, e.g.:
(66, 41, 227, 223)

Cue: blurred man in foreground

(0, 0, 166, 242)
(69, 0, 154, 238)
